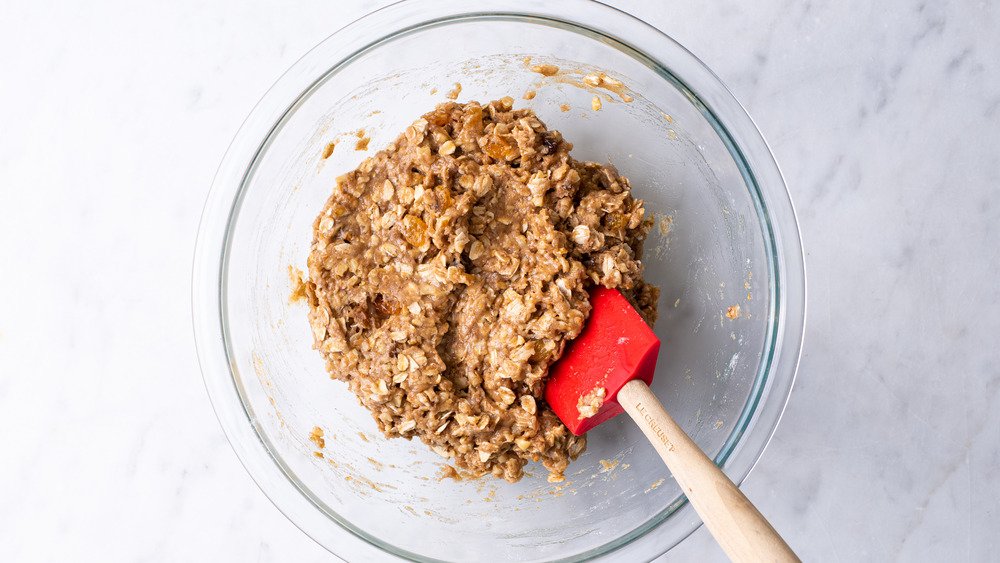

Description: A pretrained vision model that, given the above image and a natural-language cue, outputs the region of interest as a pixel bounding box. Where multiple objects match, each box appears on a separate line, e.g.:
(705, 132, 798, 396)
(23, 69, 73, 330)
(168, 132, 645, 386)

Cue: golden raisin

(462, 105, 484, 136)
(402, 214, 428, 248)
(605, 213, 629, 231)
(371, 293, 398, 317)
(428, 111, 451, 126)
(484, 138, 514, 161)
(435, 185, 453, 211)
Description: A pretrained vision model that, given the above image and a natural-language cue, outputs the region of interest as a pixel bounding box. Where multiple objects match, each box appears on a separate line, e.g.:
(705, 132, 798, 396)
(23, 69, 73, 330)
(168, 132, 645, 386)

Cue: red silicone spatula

(546, 287, 798, 563)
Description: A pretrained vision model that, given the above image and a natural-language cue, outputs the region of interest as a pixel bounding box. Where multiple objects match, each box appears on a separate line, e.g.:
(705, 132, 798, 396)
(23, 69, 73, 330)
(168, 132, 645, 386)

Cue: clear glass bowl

(192, 1, 806, 560)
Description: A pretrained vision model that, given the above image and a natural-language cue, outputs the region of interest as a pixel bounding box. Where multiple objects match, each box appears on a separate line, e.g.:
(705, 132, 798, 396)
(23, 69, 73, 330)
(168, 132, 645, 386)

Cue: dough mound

(305, 98, 658, 482)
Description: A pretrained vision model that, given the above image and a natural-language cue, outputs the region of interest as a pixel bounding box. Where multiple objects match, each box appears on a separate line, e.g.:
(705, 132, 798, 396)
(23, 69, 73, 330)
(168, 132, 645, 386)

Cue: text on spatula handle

(635, 402, 675, 452)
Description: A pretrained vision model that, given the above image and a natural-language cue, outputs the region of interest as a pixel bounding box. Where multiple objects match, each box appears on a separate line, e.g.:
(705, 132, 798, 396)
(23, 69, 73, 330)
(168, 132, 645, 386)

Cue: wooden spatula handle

(617, 379, 799, 563)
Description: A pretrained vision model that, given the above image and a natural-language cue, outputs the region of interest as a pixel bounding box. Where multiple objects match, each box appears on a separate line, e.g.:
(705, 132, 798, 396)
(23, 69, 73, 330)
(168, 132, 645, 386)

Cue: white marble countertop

(2, 0, 998, 561)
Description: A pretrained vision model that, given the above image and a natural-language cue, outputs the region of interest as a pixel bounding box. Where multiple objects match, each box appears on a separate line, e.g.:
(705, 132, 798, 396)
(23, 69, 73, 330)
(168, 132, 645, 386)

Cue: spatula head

(544, 287, 661, 435)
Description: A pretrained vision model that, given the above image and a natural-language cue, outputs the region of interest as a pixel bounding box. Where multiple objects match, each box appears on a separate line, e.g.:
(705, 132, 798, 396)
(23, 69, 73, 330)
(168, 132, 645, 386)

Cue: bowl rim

(192, 0, 807, 560)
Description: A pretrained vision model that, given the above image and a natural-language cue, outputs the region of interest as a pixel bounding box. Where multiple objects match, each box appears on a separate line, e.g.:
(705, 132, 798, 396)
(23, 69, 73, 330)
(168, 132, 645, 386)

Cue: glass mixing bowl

(193, 0, 806, 560)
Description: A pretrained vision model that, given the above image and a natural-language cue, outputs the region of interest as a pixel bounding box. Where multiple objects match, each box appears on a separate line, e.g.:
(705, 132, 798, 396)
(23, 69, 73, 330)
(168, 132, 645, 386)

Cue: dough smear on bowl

(303, 98, 658, 482)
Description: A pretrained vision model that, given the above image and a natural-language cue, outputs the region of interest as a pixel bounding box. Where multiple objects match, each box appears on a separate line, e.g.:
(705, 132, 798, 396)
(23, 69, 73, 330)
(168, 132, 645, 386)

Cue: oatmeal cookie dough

(304, 98, 658, 482)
